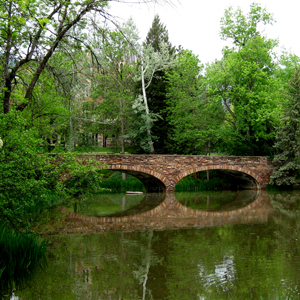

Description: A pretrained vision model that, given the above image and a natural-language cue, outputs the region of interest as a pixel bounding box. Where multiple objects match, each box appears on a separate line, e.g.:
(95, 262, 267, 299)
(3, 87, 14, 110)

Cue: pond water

(15, 190, 300, 299)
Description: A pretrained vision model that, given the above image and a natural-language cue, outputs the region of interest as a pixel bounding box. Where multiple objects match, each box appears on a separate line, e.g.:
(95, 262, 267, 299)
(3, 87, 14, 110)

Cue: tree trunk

(141, 60, 155, 154)
(68, 116, 75, 152)
(122, 172, 126, 181)
(3, 79, 12, 114)
(206, 141, 210, 181)
(15, 3, 93, 112)
(103, 134, 106, 147)
(122, 196, 126, 211)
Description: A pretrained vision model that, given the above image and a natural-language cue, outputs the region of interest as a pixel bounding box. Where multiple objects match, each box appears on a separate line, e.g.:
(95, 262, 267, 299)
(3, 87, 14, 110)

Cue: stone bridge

(78, 154, 274, 192)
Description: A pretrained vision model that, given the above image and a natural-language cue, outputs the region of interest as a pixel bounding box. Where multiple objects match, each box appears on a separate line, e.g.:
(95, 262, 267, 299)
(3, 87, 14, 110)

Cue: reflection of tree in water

(104, 193, 166, 217)
(16, 230, 164, 300)
(71, 193, 145, 216)
(270, 192, 300, 218)
(124, 230, 163, 300)
(164, 228, 240, 299)
(16, 191, 300, 299)
(64, 235, 100, 300)
(269, 192, 300, 297)
(176, 190, 259, 211)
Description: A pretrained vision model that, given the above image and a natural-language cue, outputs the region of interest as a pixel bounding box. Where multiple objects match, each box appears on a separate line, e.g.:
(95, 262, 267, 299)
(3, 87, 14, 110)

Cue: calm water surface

(16, 190, 300, 299)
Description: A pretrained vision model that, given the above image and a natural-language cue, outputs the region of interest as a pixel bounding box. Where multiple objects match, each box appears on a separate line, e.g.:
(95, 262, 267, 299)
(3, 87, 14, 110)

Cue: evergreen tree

(143, 15, 175, 153)
(270, 67, 300, 186)
(145, 15, 174, 52)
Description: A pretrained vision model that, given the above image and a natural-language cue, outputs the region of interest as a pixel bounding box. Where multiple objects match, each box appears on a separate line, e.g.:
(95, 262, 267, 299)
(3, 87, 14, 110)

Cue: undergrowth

(99, 172, 144, 193)
(0, 225, 47, 298)
(175, 170, 237, 192)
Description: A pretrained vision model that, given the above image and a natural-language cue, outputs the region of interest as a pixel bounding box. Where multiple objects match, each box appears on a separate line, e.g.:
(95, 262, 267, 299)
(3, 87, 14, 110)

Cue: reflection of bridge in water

(61, 191, 274, 234)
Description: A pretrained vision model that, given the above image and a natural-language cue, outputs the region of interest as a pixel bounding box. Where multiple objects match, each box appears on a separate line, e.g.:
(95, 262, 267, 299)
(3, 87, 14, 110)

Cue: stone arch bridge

(78, 154, 274, 193)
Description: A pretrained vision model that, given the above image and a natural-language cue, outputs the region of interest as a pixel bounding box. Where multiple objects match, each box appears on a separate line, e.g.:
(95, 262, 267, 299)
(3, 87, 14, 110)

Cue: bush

(0, 111, 107, 229)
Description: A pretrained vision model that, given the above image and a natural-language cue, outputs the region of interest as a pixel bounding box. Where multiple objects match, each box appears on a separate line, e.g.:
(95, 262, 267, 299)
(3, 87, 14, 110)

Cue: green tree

(220, 3, 275, 48)
(275, 52, 300, 86)
(0, 0, 109, 114)
(91, 19, 138, 153)
(0, 0, 171, 115)
(0, 112, 51, 228)
(270, 67, 300, 186)
(24, 49, 86, 152)
(165, 50, 224, 154)
(206, 3, 281, 156)
(145, 15, 173, 52)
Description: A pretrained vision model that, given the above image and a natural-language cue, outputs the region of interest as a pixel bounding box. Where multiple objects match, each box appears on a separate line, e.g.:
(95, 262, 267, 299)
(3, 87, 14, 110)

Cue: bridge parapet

(78, 154, 274, 192)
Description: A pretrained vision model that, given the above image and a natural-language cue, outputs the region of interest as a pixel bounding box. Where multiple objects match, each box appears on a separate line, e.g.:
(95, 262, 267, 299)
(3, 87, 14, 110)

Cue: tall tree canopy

(91, 19, 138, 152)
(166, 50, 224, 154)
(206, 3, 281, 156)
(0, 0, 104, 113)
(0, 0, 171, 115)
(145, 14, 174, 52)
(220, 3, 275, 48)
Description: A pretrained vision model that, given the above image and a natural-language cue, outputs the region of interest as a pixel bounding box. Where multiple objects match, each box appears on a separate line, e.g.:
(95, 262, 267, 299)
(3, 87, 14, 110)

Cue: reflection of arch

(106, 165, 167, 193)
(100, 193, 166, 217)
(174, 165, 262, 190)
(61, 191, 274, 233)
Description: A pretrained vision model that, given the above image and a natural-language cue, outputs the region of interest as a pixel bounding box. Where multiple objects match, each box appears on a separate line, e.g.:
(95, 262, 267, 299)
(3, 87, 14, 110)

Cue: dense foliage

(270, 67, 300, 186)
(1, 2, 294, 158)
(206, 4, 281, 156)
(0, 111, 105, 230)
(0, 1, 299, 229)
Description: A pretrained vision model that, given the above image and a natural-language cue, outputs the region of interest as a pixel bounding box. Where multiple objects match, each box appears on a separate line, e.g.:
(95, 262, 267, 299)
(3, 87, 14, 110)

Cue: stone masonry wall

(78, 154, 274, 191)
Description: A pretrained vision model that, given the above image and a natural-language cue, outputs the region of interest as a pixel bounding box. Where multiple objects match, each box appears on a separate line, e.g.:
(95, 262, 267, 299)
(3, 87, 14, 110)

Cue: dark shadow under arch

(175, 165, 261, 190)
(107, 168, 166, 193)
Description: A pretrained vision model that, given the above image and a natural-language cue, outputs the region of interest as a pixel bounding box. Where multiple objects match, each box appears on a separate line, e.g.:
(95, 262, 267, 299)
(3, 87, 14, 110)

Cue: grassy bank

(0, 225, 47, 298)
(175, 170, 237, 192)
(97, 170, 237, 193)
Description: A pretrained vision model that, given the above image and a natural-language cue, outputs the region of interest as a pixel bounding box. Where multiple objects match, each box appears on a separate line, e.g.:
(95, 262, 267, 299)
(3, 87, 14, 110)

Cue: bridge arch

(82, 154, 273, 193)
(105, 165, 167, 193)
(173, 165, 262, 191)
